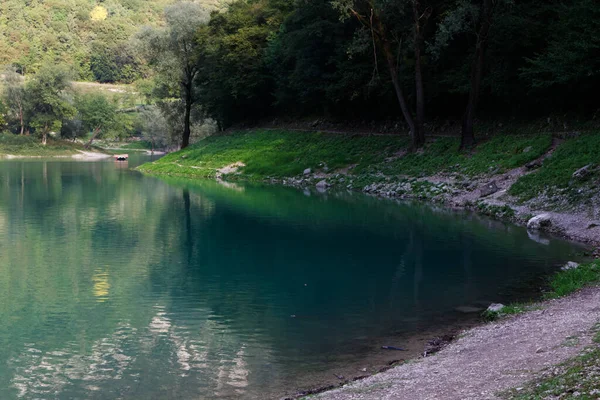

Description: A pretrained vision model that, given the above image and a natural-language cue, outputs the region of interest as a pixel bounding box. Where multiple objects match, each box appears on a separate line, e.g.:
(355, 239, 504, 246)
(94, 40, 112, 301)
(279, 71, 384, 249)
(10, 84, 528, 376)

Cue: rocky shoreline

(274, 161, 600, 252)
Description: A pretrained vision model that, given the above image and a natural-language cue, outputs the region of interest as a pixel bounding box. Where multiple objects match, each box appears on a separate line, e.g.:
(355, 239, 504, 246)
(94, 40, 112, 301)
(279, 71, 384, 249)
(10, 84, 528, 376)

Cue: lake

(0, 156, 581, 399)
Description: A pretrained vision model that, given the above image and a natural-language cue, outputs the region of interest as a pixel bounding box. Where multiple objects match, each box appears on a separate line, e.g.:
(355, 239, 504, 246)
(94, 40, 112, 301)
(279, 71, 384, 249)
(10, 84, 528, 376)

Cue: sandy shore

(309, 285, 600, 400)
(1, 150, 112, 160)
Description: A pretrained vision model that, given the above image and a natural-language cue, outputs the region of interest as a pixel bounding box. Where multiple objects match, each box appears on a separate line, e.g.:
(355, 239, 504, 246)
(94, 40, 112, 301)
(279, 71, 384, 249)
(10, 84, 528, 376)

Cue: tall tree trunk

(41, 123, 48, 145)
(18, 104, 24, 135)
(85, 127, 101, 149)
(181, 83, 192, 149)
(461, 0, 493, 150)
(413, 0, 426, 148)
(380, 36, 417, 144)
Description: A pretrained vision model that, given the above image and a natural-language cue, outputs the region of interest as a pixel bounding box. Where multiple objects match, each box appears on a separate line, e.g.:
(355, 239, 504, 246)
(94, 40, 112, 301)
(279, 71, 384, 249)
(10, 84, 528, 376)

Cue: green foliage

(378, 133, 552, 177)
(76, 93, 118, 135)
(521, 0, 600, 89)
(481, 303, 530, 322)
(139, 130, 401, 179)
(25, 65, 76, 142)
(502, 346, 600, 399)
(0, 132, 83, 156)
(137, 106, 169, 150)
(1, 68, 26, 134)
(0, 0, 177, 81)
(510, 132, 600, 200)
(476, 203, 516, 220)
(138, 129, 559, 180)
(195, 0, 293, 126)
(545, 261, 600, 299)
(121, 140, 153, 150)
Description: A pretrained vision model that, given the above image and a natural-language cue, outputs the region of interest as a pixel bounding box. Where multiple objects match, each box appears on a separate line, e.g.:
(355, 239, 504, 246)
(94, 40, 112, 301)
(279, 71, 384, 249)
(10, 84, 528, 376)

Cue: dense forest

(0, 0, 226, 82)
(0, 0, 598, 149)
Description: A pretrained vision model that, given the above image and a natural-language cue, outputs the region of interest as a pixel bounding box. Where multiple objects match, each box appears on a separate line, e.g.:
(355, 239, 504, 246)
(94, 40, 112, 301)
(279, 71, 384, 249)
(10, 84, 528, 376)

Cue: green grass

(139, 129, 553, 180)
(482, 261, 600, 321)
(510, 132, 600, 200)
(139, 130, 403, 179)
(0, 132, 85, 157)
(502, 346, 600, 399)
(544, 261, 600, 299)
(377, 133, 552, 177)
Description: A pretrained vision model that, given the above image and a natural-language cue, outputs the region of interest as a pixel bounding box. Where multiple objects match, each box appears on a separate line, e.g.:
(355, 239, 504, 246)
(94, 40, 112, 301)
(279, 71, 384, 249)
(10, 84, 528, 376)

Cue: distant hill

(0, 0, 228, 82)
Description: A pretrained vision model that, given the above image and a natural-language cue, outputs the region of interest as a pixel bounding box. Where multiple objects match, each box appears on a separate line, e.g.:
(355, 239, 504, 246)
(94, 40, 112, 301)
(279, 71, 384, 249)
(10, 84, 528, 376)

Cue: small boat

(114, 154, 129, 161)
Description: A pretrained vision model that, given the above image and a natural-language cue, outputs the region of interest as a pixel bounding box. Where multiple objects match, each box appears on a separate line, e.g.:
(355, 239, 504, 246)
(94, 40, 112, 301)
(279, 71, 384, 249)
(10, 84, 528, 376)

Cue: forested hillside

(1, 0, 598, 150)
(0, 0, 225, 82)
(135, 0, 598, 149)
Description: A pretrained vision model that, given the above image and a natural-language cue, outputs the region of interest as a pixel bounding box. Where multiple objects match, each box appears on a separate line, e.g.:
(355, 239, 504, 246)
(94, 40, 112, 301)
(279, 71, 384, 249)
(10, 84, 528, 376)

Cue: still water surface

(0, 156, 581, 399)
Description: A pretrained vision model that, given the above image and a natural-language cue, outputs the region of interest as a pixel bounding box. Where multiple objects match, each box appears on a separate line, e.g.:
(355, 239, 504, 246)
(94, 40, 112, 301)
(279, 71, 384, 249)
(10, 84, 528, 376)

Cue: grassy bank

(485, 261, 600, 321)
(0, 133, 90, 157)
(138, 129, 554, 178)
(138, 129, 599, 202)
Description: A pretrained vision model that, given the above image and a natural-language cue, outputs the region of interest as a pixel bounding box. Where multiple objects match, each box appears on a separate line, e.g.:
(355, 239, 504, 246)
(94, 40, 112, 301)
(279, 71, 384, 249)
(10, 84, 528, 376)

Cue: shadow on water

(0, 160, 584, 399)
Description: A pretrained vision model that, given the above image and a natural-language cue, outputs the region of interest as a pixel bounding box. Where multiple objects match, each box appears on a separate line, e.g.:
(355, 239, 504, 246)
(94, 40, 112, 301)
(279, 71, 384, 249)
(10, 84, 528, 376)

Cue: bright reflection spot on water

(0, 156, 584, 399)
(92, 270, 110, 302)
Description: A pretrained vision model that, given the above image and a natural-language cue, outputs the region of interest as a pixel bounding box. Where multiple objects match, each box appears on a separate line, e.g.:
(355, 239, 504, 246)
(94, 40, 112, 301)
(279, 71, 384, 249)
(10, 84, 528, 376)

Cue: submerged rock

(527, 214, 552, 230)
(561, 261, 580, 271)
(487, 303, 505, 313)
(316, 180, 329, 191)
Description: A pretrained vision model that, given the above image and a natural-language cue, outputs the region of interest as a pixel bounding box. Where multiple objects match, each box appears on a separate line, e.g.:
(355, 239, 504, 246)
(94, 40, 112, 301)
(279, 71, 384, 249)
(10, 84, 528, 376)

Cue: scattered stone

(523, 146, 532, 153)
(572, 164, 593, 180)
(527, 214, 552, 230)
(525, 160, 542, 170)
(303, 168, 311, 175)
(480, 181, 500, 197)
(561, 261, 580, 271)
(424, 335, 454, 355)
(316, 180, 329, 190)
(487, 303, 505, 313)
(527, 230, 551, 246)
(535, 347, 544, 354)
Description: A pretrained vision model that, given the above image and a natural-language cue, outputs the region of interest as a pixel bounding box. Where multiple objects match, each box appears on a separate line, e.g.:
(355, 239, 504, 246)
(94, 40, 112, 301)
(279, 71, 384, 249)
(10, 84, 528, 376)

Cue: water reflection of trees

(0, 161, 581, 399)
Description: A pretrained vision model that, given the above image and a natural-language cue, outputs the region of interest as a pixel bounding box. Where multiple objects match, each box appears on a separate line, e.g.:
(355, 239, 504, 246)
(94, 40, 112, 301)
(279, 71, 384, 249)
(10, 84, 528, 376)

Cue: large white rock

(561, 261, 580, 271)
(487, 303, 505, 313)
(527, 214, 552, 230)
(316, 180, 329, 191)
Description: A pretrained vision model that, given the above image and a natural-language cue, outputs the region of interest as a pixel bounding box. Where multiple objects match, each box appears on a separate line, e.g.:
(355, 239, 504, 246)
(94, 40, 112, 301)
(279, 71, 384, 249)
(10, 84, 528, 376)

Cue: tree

(76, 92, 118, 148)
(520, 0, 600, 93)
(137, 2, 209, 149)
(25, 65, 75, 145)
(461, 0, 495, 149)
(1, 68, 26, 135)
(431, 0, 504, 149)
(333, 0, 429, 148)
(138, 106, 169, 153)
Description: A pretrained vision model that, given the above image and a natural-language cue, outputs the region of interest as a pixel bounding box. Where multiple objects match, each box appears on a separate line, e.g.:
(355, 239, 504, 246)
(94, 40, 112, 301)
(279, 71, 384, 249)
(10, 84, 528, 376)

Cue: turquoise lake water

(0, 156, 581, 399)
